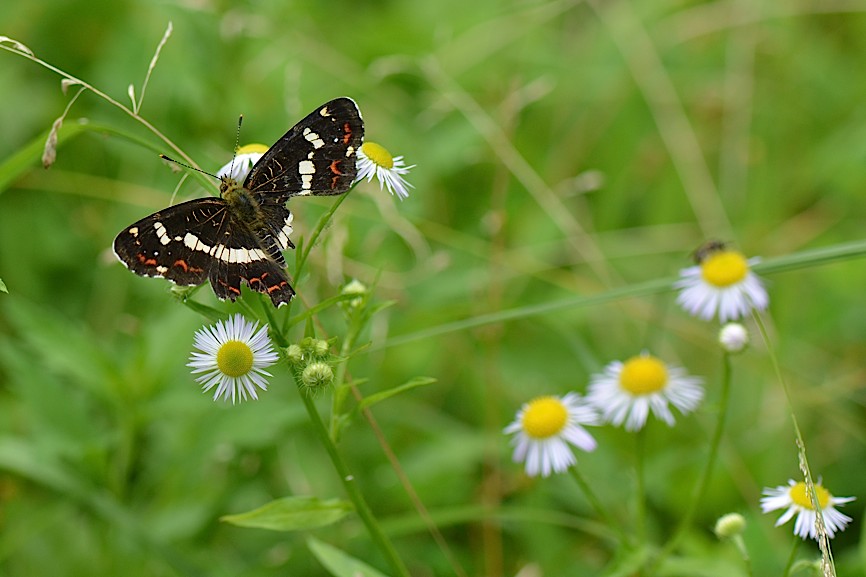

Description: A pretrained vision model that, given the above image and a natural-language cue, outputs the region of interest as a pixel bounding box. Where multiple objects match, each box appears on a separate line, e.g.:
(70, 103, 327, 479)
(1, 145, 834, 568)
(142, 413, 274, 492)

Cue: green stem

(781, 537, 801, 577)
(731, 535, 754, 577)
(329, 322, 357, 440)
(568, 466, 630, 546)
(296, 190, 352, 280)
(650, 352, 733, 572)
(297, 389, 410, 577)
(634, 430, 647, 544)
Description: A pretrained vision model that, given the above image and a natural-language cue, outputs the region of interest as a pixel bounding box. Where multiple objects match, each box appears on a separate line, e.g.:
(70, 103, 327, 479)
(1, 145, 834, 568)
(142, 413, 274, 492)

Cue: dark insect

(691, 240, 728, 264)
(113, 97, 364, 307)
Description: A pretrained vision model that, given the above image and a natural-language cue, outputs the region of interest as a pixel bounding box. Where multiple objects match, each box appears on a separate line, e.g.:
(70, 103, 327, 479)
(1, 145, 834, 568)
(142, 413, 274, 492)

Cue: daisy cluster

(505, 352, 704, 477)
(503, 239, 856, 545)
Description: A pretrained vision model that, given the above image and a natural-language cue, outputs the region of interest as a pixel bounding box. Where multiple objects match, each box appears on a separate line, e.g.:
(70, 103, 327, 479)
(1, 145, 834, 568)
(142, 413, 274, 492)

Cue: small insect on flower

(216, 143, 269, 182)
(504, 393, 599, 478)
(761, 479, 855, 541)
(355, 141, 414, 200)
(675, 242, 768, 322)
(587, 352, 704, 432)
(187, 313, 279, 403)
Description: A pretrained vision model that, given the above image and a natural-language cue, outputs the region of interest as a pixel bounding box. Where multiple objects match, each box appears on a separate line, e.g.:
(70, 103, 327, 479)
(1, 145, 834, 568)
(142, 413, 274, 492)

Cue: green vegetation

(2, 1, 865, 576)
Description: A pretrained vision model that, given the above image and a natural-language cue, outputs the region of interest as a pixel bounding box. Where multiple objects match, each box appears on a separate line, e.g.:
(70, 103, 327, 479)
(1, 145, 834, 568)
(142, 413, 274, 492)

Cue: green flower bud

(301, 361, 335, 390)
(714, 513, 746, 539)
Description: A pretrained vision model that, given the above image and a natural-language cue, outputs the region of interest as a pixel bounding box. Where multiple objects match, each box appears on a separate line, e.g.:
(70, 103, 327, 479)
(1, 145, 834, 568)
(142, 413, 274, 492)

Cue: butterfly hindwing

(204, 212, 295, 306)
(244, 97, 364, 203)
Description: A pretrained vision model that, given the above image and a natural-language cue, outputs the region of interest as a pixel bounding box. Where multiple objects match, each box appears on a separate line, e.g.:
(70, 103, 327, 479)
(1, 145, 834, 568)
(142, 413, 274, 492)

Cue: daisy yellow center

(789, 481, 830, 510)
(237, 143, 269, 155)
(521, 396, 568, 439)
(700, 250, 749, 287)
(361, 141, 394, 169)
(619, 355, 668, 395)
(216, 340, 254, 377)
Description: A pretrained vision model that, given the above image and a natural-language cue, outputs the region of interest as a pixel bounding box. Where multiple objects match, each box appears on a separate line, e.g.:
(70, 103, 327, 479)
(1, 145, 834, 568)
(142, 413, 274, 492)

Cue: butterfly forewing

(113, 97, 364, 307)
(113, 198, 226, 287)
(244, 97, 364, 203)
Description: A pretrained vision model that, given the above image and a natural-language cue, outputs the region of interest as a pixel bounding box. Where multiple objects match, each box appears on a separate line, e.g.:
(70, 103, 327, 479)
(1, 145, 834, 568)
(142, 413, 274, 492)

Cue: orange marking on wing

(218, 279, 241, 295)
(173, 259, 189, 272)
(267, 281, 288, 293)
(342, 123, 352, 144)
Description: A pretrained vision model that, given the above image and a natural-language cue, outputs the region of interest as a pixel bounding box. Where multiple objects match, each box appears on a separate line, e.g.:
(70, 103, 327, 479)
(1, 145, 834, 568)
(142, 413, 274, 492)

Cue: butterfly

(113, 97, 364, 307)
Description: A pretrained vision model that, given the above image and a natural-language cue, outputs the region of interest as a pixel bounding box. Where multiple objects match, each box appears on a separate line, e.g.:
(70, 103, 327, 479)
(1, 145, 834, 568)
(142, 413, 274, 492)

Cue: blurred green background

(2, 0, 866, 575)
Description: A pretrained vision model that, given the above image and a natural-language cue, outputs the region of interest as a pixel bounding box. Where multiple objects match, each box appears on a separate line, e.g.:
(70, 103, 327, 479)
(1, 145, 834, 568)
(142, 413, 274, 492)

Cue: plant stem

(635, 429, 647, 544)
(297, 389, 410, 577)
(568, 466, 630, 546)
(781, 537, 801, 577)
(650, 351, 733, 572)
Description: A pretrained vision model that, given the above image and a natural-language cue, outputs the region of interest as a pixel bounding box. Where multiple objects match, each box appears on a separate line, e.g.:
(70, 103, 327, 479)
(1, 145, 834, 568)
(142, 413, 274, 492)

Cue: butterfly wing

(244, 97, 365, 204)
(113, 198, 224, 286)
(113, 198, 294, 306)
(205, 214, 295, 307)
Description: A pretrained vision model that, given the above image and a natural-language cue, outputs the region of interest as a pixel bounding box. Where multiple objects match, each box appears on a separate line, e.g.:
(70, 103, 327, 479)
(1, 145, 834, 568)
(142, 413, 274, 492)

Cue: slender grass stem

(0, 43, 199, 170)
(753, 313, 836, 576)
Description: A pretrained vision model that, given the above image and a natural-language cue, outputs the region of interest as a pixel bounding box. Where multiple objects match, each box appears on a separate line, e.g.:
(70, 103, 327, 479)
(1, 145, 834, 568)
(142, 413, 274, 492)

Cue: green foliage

(2, 1, 866, 576)
(221, 496, 353, 532)
(307, 537, 391, 577)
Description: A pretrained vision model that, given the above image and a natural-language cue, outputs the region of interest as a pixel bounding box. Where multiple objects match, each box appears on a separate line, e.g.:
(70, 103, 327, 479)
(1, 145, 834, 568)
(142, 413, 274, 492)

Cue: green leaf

(0, 121, 84, 194)
(358, 376, 437, 411)
(178, 297, 225, 323)
(0, 277, 6, 293)
(307, 536, 391, 577)
(220, 496, 352, 532)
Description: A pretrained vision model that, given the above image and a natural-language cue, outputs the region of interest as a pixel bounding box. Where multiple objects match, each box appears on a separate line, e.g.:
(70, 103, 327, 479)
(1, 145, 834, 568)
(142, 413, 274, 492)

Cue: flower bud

(719, 323, 749, 353)
(714, 513, 746, 539)
(301, 361, 335, 390)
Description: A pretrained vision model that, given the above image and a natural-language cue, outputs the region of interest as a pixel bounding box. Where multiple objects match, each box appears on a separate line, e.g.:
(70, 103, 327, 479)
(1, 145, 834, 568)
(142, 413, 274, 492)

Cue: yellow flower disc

(216, 340, 254, 377)
(361, 141, 394, 169)
(619, 355, 668, 395)
(522, 396, 568, 439)
(700, 250, 749, 287)
(790, 481, 830, 510)
(237, 143, 269, 155)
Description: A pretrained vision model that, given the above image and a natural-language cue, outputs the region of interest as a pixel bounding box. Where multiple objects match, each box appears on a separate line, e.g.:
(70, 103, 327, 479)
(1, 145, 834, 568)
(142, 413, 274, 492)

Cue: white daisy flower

(216, 143, 269, 182)
(504, 393, 598, 478)
(187, 313, 279, 403)
(587, 352, 704, 432)
(675, 246, 769, 322)
(761, 479, 855, 541)
(355, 141, 414, 200)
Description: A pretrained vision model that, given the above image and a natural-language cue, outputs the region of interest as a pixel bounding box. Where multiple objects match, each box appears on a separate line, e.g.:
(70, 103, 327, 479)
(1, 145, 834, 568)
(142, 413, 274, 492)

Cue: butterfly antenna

(158, 155, 220, 180)
(227, 114, 244, 179)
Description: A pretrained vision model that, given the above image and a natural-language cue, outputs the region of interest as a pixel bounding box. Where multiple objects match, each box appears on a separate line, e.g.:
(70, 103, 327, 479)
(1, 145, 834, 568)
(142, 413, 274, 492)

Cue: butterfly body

(113, 97, 364, 307)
